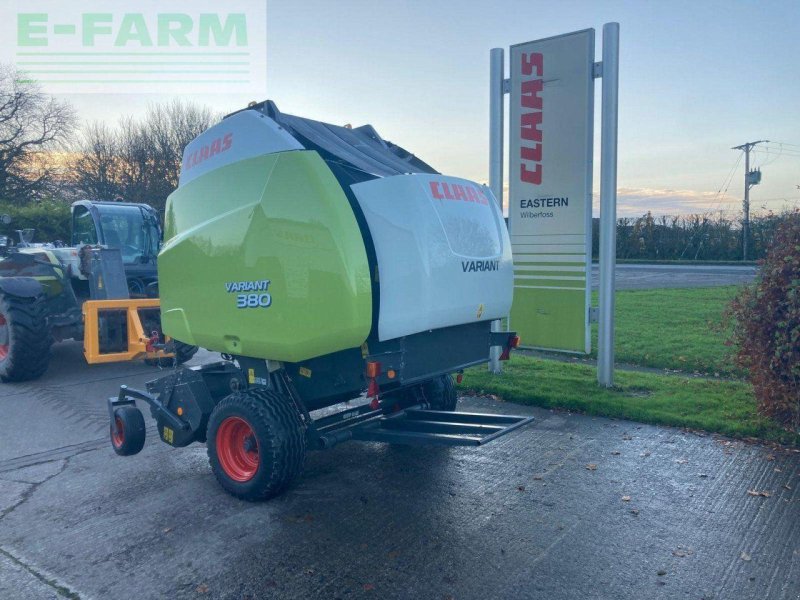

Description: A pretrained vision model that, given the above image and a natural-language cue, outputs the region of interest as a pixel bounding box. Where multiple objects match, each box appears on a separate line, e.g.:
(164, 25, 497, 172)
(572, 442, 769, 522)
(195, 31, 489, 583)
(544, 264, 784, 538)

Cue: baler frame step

(350, 409, 534, 446)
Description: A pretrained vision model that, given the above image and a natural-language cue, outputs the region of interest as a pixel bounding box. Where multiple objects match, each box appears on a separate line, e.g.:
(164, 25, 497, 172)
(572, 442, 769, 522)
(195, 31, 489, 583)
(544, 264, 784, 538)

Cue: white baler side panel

(351, 174, 513, 342)
(178, 111, 302, 186)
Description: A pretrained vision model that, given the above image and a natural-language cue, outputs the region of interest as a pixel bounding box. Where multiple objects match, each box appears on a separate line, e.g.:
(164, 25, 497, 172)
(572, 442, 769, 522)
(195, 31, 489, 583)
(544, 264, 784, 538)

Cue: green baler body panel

(158, 150, 372, 362)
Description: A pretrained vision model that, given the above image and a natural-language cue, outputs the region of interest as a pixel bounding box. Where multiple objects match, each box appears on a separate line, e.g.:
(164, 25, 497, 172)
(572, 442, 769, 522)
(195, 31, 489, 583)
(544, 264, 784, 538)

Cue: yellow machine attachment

(82, 299, 175, 364)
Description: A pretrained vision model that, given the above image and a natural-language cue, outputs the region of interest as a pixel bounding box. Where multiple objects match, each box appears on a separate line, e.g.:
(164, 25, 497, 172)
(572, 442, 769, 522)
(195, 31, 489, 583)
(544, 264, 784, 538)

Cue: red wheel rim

(0, 312, 8, 361)
(216, 416, 259, 482)
(111, 417, 125, 448)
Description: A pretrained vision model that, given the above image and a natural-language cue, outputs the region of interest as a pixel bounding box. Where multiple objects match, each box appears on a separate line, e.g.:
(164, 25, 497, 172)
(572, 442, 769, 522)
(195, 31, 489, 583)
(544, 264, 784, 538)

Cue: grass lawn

(459, 354, 799, 446)
(587, 286, 742, 377)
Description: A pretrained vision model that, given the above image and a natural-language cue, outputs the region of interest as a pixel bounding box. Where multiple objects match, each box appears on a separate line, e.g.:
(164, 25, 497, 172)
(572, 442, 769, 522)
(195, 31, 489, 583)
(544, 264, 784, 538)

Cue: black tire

(110, 405, 146, 456)
(207, 388, 307, 501)
(145, 340, 199, 367)
(0, 293, 52, 382)
(422, 374, 458, 411)
(381, 374, 459, 412)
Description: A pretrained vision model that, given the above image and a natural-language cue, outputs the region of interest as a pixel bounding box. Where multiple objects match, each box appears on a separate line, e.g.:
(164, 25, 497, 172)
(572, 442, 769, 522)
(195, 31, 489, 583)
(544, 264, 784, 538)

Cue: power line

(678, 151, 742, 259)
(711, 151, 743, 210)
(761, 152, 800, 158)
(760, 142, 800, 152)
(758, 145, 800, 153)
(752, 145, 783, 168)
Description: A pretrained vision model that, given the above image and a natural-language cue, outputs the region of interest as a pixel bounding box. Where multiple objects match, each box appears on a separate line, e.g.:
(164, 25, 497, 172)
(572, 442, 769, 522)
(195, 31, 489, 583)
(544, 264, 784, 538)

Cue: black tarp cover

(245, 101, 439, 179)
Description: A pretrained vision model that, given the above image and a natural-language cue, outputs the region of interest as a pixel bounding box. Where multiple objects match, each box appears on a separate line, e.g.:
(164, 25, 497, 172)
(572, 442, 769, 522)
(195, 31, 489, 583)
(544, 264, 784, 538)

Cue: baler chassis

(109, 361, 532, 452)
(108, 333, 532, 501)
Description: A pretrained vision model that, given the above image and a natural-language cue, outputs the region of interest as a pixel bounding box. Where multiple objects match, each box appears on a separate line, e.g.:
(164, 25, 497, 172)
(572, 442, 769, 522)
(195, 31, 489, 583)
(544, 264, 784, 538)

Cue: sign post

(507, 30, 595, 354)
(597, 23, 619, 387)
(489, 47, 505, 374)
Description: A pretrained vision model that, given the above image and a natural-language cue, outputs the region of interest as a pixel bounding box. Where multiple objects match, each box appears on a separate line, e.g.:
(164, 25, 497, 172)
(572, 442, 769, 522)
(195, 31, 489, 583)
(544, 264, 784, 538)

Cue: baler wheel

(0, 294, 52, 382)
(207, 389, 307, 501)
(422, 374, 458, 412)
(381, 374, 459, 413)
(110, 406, 146, 456)
(215, 417, 260, 482)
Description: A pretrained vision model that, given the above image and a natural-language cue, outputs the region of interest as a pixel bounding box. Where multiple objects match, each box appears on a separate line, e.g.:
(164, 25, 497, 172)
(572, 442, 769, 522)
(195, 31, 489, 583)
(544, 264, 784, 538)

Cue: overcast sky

(58, 0, 800, 218)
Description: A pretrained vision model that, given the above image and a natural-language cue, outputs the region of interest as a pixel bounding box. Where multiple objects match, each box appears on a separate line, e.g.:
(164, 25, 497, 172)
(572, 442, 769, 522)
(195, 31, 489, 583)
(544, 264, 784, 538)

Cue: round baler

(109, 101, 530, 501)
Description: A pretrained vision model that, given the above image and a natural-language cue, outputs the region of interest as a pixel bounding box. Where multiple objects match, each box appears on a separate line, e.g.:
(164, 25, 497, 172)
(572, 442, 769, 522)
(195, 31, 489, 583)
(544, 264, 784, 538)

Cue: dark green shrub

(727, 211, 800, 430)
(0, 199, 71, 243)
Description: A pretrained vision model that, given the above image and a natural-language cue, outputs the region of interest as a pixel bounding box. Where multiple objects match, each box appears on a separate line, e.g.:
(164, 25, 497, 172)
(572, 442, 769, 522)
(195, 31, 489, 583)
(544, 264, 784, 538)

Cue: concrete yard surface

(0, 344, 798, 600)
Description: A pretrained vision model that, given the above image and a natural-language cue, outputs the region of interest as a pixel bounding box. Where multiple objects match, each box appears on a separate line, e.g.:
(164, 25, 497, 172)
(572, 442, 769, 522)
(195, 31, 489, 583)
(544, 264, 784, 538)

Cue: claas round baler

(108, 101, 531, 500)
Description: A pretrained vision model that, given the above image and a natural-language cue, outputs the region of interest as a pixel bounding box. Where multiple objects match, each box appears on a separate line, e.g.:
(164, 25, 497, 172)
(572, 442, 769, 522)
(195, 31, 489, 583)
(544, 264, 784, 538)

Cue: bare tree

(71, 100, 215, 211)
(71, 122, 123, 201)
(116, 115, 155, 204)
(0, 66, 75, 202)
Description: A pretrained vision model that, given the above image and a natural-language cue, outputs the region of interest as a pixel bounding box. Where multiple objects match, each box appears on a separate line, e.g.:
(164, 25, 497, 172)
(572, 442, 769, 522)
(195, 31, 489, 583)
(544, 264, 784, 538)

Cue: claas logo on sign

(519, 52, 544, 185)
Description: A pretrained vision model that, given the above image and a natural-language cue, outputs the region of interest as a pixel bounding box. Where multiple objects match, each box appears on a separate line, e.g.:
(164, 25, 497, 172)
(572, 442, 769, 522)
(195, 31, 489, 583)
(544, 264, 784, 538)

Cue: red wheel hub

(216, 416, 259, 482)
(111, 417, 125, 448)
(0, 312, 9, 361)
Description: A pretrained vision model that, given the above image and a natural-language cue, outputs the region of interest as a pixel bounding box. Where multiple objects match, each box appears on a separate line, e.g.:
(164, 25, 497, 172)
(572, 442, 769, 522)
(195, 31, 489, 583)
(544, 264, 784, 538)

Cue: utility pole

(731, 140, 767, 261)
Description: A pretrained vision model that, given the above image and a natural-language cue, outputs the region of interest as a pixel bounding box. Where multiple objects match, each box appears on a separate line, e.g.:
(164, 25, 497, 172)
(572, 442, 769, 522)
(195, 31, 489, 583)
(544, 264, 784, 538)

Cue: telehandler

(0, 200, 196, 381)
(109, 101, 529, 500)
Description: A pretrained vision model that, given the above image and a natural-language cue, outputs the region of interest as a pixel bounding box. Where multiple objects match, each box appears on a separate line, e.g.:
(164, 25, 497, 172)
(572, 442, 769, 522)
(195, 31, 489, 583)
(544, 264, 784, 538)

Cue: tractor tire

(422, 374, 458, 412)
(207, 388, 307, 501)
(0, 294, 52, 382)
(110, 405, 146, 456)
(145, 340, 199, 368)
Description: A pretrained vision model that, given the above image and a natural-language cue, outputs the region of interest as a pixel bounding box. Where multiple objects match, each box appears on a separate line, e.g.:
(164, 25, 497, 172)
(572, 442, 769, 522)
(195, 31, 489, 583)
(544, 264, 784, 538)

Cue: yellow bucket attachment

(82, 299, 174, 364)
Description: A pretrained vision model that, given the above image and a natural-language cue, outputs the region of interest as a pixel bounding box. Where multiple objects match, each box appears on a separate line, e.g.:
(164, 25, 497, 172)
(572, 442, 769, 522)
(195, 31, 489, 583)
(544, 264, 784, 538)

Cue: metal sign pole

(597, 22, 619, 387)
(489, 47, 505, 374)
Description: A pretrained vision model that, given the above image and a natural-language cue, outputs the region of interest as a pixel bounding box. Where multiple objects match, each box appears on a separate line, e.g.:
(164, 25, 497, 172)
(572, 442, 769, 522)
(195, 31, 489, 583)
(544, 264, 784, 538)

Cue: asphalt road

(1, 344, 798, 600)
(591, 263, 757, 290)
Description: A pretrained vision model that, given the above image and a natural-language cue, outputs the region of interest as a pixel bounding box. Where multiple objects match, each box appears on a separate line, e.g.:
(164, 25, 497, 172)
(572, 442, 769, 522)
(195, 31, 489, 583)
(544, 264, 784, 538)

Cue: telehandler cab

(109, 101, 530, 500)
(0, 200, 196, 382)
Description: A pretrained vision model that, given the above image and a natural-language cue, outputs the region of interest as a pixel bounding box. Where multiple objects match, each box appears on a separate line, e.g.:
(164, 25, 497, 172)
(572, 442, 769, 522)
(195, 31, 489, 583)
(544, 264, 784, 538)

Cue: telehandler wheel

(422, 374, 458, 412)
(145, 340, 199, 368)
(207, 388, 307, 501)
(0, 294, 52, 382)
(110, 406, 146, 456)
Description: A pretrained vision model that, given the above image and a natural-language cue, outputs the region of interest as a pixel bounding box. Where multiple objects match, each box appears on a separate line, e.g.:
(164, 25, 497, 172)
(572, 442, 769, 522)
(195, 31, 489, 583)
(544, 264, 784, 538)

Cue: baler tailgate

(351, 409, 533, 446)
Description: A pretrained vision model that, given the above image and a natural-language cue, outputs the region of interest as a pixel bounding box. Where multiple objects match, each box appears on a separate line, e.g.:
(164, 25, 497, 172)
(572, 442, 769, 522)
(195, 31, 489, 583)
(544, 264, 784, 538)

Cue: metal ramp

(350, 409, 534, 447)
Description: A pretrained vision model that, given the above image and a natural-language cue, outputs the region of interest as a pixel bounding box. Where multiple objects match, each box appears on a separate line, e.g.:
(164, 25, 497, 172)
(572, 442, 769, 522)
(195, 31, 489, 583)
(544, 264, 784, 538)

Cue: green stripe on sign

(514, 255, 586, 267)
(25, 80, 251, 84)
(514, 278, 585, 289)
(18, 61, 250, 65)
(25, 70, 249, 74)
(510, 251, 587, 256)
(513, 271, 586, 280)
(17, 51, 250, 56)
